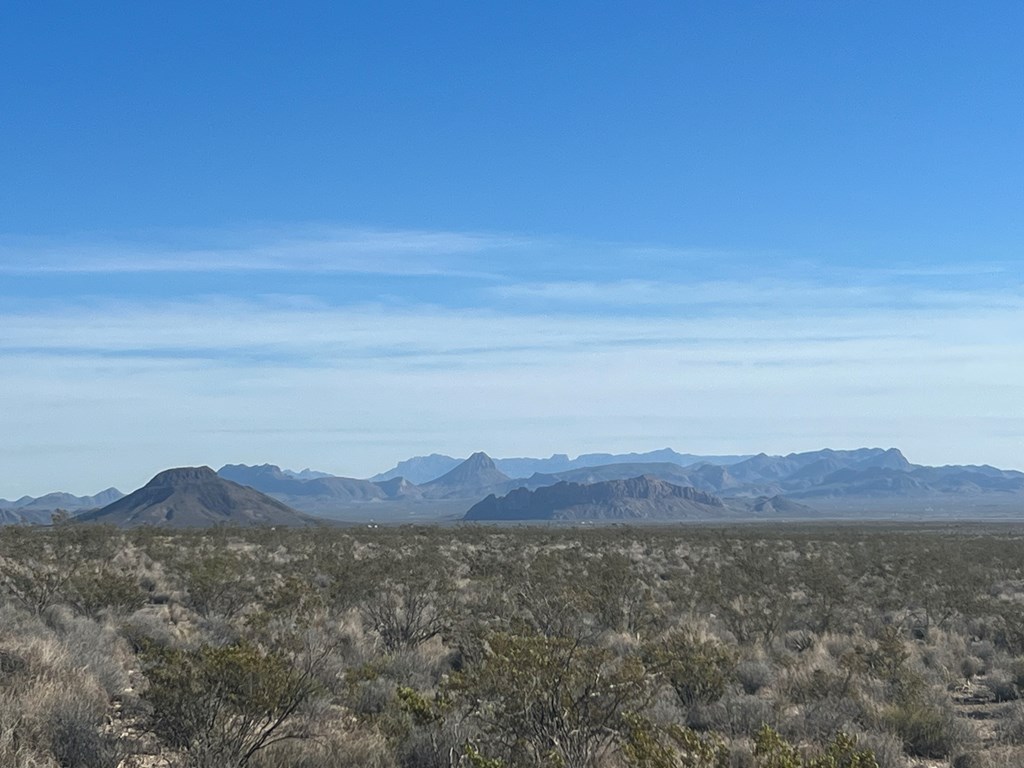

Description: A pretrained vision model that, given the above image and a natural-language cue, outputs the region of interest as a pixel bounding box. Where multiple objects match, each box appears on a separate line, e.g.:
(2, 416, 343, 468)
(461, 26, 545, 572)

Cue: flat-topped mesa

(145, 466, 220, 486)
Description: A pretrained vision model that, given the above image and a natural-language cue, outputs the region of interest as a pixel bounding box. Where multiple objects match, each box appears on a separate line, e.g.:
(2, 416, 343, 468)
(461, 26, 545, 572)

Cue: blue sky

(1, 3, 1022, 495)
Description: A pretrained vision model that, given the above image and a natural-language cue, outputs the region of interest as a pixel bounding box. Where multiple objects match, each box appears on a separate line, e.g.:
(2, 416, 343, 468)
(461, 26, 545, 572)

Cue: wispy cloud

(0, 227, 525, 277)
(1, 291, 1020, 383)
(492, 277, 1024, 313)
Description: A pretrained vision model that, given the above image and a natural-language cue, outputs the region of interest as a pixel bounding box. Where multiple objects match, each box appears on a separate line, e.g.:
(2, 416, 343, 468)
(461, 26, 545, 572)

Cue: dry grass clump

(0, 606, 125, 767)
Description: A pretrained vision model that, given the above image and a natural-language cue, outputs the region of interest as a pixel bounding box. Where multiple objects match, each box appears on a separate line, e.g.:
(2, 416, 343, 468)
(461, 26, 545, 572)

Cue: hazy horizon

(4, 444, 1022, 501)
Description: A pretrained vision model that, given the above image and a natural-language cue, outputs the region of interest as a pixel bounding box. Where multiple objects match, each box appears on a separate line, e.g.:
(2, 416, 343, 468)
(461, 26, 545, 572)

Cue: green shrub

(882, 700, 967, 759)
(142, 640, 323, 767)
(753, 725, 879, 768)
(446, 631, 651, 767)
(646, 630, 736, 709)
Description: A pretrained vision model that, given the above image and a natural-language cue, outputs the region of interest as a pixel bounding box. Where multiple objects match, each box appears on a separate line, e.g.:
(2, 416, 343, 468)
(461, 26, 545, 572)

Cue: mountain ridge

(5, 446, 1023, 526)
(210, 447, 1024, 521)
(371, 448, 754, 484)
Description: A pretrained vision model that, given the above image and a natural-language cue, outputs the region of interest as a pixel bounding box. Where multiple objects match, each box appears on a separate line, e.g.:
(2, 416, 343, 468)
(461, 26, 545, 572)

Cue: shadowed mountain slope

(465, 475, 728, 521)
(78, 467, 316, 527)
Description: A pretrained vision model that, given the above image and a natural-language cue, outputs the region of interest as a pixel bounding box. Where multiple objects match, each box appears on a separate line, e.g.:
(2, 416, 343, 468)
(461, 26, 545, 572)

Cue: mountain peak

(464, 451, 497, 468)
(856, 448, 912, 472)
(421, 451, 509, 495)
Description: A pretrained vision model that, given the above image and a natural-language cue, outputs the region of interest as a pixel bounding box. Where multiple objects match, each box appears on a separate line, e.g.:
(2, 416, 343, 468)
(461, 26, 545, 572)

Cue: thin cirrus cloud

(1, 291, 1019, 366)
(0, 227, 525, 277)
(491, 277, 1024, 313)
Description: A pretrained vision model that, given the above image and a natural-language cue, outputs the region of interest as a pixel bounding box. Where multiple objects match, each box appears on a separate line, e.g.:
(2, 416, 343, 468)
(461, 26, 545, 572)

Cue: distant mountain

(787, 464, 1024, 500)
(491, 449, 751, 479)
(792, 467, 929, 498)
(724, 448, 897, 484)
(0, 488, 124, 513)
(217, 463, 423, 514)
(371, 454, 463, 484)
(78, 467, 316, 527)
(217, 447, 1024, 520)
(372, 449, 754, 484)
(513, 462, 698, 491)
(0, 508, 54, 525)
(704, 450, 913, 493)
(282, 467, 334, 480)
(421, 452, 510, 499)
(7, 446, 1022, 526)
(218, 464, 402, 500)
(465, 475, 728, 521)
(739, 495, 818, 517)
(908, 465, 1024, 494)
(502, 452, 906, 497)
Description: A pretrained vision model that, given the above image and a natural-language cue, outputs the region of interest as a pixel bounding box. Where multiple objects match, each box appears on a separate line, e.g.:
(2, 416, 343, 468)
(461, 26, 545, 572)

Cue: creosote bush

(142, 639, 324, 767)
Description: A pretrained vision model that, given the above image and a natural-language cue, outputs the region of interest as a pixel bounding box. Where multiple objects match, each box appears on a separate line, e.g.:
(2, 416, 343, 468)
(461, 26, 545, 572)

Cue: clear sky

(1, 2, 1021, 496)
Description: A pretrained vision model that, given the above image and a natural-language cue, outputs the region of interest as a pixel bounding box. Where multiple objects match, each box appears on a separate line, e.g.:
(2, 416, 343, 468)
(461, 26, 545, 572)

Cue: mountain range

(370, 448, 752, 484)
(6, 446, 1024, 526)
(212, 446, 1024, 522)
(0, 488, 124, 513)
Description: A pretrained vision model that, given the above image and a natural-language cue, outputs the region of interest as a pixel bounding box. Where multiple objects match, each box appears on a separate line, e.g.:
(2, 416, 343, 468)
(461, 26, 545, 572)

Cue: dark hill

(465, 475, 728, 521)
(742, 495, 818, 516)
(78, 466, 316, 527)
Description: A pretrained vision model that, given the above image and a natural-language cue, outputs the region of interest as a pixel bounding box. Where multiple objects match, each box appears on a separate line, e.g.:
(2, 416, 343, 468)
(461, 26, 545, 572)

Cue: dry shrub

(0, 604, 124, 768)
(793, 694, 864, 744)
(248, 719, 395, 768)
(0, 706, 53, 768)
(882, 697, 974, 759)
(0, 658, 117, 767)
(918, 627, 972, 686)
(121, 606, 185, 652)
(734, 658, 773, 695)
(980, 668, 1019, 702)
(42, 606, 132, 697)
(996, 700, 1024, 744)
(783, 628, 816, 653)
(690, 693, 778, 737)
(852, 730, 906, 768)
(953, 752, 994, 768)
